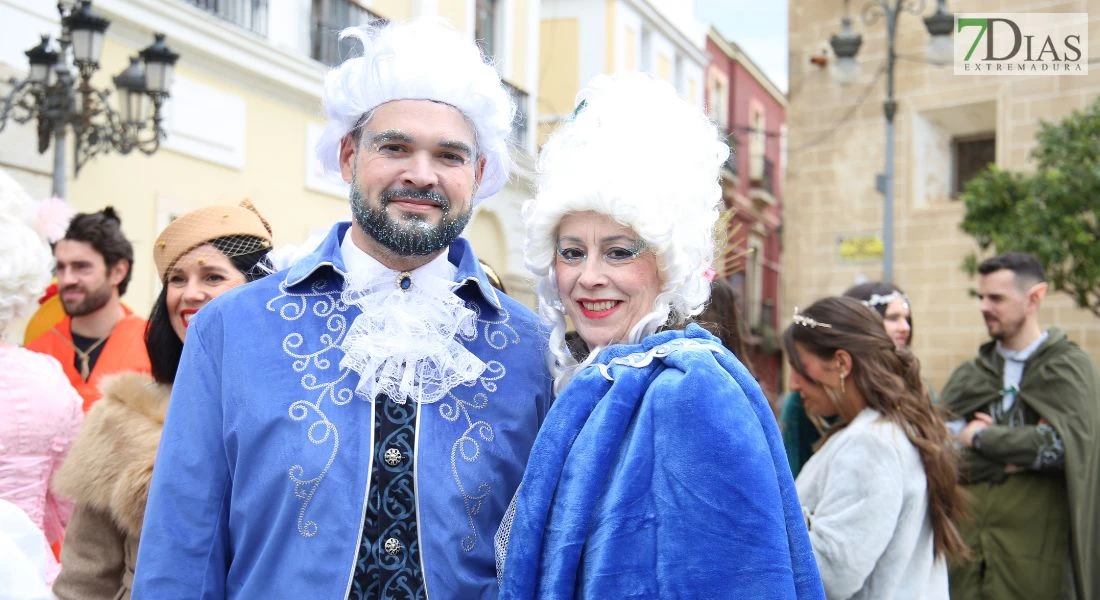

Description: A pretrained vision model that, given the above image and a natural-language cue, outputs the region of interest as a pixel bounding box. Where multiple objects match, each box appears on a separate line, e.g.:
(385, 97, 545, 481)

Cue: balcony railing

(503, 81, 529, 148)
(751, 299, 780, 355)
(185, 0, 268, 36)
(311, 0, 386, 66)
(750, 156, 775, 194)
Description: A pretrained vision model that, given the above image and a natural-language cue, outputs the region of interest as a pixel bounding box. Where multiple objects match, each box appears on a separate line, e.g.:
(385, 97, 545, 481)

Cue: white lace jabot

(338, 231, 486, 404)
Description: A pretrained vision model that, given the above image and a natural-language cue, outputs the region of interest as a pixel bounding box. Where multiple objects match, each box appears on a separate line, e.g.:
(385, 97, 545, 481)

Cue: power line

(789, 64, 887, 154)
(726, 125, 785, 139)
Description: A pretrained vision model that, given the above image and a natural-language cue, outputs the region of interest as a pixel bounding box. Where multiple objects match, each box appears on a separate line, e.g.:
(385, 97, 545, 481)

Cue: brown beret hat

(153, 200, 273, 281)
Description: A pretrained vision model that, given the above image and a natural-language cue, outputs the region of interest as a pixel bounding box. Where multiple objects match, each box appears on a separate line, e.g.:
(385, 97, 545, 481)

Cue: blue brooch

(397, 272, 412, 291)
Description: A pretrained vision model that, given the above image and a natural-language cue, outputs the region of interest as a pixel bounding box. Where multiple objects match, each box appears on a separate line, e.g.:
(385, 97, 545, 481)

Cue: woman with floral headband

(784, 297, 967, 599)
(52, 201, 273, 600)
(495, 73, 823, 599)
(782, 281, 916, 476)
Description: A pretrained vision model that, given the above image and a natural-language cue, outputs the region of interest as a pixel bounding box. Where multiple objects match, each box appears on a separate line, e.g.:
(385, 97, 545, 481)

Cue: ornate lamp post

(0, 0, 179, 199)
(829, 0, 952, 283)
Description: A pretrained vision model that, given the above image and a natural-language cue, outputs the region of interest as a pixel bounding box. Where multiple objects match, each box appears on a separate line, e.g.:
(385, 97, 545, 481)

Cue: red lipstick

(576, 299, 622, 319)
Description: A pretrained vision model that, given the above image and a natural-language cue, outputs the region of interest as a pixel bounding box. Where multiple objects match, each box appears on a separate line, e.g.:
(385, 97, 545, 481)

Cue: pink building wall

(706, 33, 787, 403)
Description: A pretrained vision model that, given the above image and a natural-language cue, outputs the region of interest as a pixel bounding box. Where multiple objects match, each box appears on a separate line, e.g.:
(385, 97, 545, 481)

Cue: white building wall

(609, 0, 707, 107)
(267, 0, 312, 58)
(0, 1, 62, 195)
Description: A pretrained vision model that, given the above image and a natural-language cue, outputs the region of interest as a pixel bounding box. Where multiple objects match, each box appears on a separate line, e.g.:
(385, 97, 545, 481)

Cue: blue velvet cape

(498, 325, 824, 599)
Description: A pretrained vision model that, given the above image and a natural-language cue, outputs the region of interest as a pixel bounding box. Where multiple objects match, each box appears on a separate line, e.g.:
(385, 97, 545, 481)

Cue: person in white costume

(784, 296, 969, 600)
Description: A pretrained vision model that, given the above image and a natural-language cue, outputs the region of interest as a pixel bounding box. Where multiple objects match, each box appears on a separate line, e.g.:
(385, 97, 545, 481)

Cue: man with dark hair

(134, 19, 550, 599)
(27, 207, 150, 411)
(943, 251, 1100, 600)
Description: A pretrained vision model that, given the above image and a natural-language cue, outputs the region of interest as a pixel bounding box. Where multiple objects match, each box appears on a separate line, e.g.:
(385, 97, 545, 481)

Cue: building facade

(705, 28, 788, 403)
(0, 0, 541, 314)
(785, 0, 1099, 390)
(537, 0, 708, 144)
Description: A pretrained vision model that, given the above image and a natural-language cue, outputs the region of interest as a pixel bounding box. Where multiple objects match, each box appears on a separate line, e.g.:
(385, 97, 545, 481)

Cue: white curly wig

(0, 172, 52, 339)
(524, 73, 729, 388)
(315, 17, 515, 203)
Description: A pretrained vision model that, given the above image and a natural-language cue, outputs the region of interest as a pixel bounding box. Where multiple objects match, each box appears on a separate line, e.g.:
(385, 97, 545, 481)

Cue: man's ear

(108, 259, 129, 288)
(1027, 281, 1048, 310)
(338, 134, 358, 184)
(474, 155, 486, 189)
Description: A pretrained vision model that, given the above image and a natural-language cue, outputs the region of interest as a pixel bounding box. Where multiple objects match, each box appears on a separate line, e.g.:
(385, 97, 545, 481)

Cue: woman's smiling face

(554, 211, 661, 349)
(165, 244, 246, 342)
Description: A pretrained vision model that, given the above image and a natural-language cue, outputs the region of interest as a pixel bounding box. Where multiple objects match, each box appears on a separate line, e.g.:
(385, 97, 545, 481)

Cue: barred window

(952, 134, 996, 196)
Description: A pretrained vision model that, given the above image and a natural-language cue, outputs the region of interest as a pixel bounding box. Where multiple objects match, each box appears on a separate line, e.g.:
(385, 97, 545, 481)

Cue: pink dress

(0, 344, 83, 582)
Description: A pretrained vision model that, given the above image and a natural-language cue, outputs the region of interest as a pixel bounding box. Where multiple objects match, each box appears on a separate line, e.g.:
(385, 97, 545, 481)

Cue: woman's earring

(839, 373, 846, 396)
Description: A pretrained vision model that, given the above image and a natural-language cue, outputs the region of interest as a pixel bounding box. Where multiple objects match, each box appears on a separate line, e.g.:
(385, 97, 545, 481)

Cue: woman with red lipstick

(53, 201, 273, 600)
(496, 74, 824, 599)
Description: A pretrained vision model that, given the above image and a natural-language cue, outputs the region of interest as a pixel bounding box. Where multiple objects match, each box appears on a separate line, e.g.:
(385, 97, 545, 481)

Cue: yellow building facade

(0, 0, 541, 314)
(784, 0, 1100, 389)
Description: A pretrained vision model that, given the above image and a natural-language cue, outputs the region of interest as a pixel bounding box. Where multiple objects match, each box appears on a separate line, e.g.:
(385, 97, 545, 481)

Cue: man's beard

(60, 281, 113, 317)
(985, 314, 1022, 341)
(350, 184, 471, 257)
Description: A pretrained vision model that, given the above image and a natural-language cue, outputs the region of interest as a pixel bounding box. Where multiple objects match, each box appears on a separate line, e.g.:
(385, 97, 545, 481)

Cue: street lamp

(0, 1, 179, 199)
(829, 0, 952, 283)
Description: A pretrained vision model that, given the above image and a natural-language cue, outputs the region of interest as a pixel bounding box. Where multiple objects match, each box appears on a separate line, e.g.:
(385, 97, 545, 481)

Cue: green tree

(959, 98, 1100, 317)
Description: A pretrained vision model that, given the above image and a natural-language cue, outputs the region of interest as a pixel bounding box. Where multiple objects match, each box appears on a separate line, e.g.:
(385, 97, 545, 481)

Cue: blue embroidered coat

(132, 223, 552, 599)
(498, 326, 825, 599)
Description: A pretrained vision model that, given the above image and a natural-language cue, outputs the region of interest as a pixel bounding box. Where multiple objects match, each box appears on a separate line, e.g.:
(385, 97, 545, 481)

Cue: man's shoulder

(491, 292, 542, 330)
(947, 355, 986, 380)
(465, 294, 550, 379)
(25, 318, 70, 351)
(1032, 334, 1098, 382)
(24, 331, 53, 352)
(940, 353, 996, 410)
(117, 311, 149, 335)
(184, 273, 304, 343)
(204, 272, 296, 316)
(1041, 332, 1093, 363)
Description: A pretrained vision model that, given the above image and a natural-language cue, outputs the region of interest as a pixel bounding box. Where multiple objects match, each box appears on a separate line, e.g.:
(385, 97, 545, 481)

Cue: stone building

(784, 0, 1099, 389)
(705, 28, 788, 401)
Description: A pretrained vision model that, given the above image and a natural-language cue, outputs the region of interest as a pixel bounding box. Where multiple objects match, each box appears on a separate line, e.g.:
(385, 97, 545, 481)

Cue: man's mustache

(380, 188, 448, 210)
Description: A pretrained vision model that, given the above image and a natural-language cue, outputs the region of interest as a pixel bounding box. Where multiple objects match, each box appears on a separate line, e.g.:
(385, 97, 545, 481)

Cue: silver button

(384, 448, 403, 467)
(384, 537, 402, 555)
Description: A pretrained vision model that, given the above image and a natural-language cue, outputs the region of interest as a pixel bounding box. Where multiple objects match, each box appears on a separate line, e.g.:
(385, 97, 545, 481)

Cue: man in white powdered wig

(133, 18, 551, 600)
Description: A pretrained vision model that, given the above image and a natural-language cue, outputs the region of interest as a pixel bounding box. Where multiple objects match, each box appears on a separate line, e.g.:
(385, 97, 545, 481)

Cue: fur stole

(52, 372, 170, 538)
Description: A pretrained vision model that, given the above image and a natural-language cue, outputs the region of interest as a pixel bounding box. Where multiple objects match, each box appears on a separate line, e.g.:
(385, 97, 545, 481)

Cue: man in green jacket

(943, 252, 1099, 600)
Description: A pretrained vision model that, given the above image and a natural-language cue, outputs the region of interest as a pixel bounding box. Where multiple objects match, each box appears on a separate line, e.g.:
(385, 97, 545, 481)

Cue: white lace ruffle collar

(337, 231, 486, 404)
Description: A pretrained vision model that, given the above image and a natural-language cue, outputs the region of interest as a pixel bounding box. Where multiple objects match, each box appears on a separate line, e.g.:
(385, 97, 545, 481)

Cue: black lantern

(63, 1, 110, 68)
(923, 0, 954, 63)
(139, 33, 180, 95)
(825, 0, 955, 283)
(113, 57, 148, 125)
(24, 35, 60, 85)
(0, 0, 181, 199)
(829, 17, 863, 84)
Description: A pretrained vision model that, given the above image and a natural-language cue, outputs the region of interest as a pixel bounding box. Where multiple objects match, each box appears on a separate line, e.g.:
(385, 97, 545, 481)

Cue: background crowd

(0, 16, 1097, 600)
